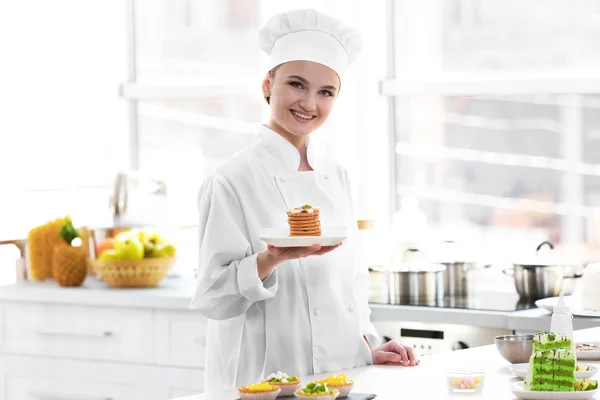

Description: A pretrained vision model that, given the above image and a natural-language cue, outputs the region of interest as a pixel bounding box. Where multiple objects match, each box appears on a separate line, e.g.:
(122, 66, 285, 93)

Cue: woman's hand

(371, 340, 420, 366)
(257, 243, 342, 280)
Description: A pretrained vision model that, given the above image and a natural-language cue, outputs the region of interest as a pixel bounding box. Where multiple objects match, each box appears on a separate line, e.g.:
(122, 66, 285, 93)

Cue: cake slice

(525, 349, 575, 392)
(527, 351, 554, 391)
(533, 332, 572, 352)
(552, 349, 575, 392)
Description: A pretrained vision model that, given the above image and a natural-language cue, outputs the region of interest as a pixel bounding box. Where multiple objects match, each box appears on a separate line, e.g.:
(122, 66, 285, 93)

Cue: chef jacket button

(323, 174, 329, 179)
(348, 306, 354, 313)
(313, 309, 321, 316)
(278, 177, 286, 183)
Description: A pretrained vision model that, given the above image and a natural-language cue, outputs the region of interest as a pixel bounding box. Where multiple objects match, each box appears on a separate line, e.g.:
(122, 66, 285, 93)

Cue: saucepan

(503, 241, 584, 300)
(435, 241, 491, 297)
(387, 249, 446, 306)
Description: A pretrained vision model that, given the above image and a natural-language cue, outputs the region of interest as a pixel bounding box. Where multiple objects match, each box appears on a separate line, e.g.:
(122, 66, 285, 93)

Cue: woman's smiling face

(262, 60, 340, 138)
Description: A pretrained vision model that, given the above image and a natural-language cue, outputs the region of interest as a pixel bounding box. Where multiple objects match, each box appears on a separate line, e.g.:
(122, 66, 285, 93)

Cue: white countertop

(0, 276, 197, 310)
(1, 276, 600, 332)
(172, 327, 600, 400)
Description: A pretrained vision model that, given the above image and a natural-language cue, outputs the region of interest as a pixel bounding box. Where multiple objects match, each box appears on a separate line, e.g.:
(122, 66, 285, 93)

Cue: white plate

(511, 381, 600, 399)
(509, 363, 598, 379)
(576, 343, 600, 361)
(535, 297, 600, 318)
(260, 227, 348, 247)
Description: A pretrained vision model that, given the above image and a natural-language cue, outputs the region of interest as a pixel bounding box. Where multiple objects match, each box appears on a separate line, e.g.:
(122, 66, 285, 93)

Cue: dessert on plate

(262, 371, 301, 396)
(315, 374, 354, 397)
(532, 332, 573, 353)
(237, 382, 281, 400)
(525, 349, 576, 391)
(524, 331, 598, 392)
(287, 204, 321, 236)
(295, 381, 340, 400)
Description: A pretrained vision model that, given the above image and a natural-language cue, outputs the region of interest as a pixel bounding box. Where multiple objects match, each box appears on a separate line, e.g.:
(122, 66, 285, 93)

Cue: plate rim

(511, 381, 600, 398)
(535, 296, 600, 318)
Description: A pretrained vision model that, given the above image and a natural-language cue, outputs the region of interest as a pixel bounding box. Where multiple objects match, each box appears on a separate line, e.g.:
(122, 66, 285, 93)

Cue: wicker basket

(89, 257, 175, 288)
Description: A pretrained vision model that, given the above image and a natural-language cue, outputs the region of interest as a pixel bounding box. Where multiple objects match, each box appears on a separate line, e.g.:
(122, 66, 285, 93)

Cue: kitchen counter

(0, 275, 197, 310)
(2, 276, 599, 332)
(170, 327, 600, 400)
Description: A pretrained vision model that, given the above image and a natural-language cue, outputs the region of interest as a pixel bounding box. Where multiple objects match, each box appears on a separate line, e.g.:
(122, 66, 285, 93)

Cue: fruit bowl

(89, 257, 175, 288)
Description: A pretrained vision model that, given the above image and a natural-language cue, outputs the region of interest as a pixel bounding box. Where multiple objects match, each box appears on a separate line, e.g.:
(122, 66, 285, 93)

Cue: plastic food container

(446, 369, 485, 393)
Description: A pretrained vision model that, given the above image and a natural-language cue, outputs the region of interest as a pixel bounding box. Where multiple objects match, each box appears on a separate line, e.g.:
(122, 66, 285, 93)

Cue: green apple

(113, 234, 144, 260)
(99, 249, 121, 261)
(149, 243, 176, 258)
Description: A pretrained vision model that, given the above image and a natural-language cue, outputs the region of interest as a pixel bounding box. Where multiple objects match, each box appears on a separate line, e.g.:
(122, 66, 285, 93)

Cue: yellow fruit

(247, 383, 274, 391)
(52, 243, 87, 287)
(27, 217, 68, 280)
(99, 249, 121, 260)
(149, 243, 176, 258)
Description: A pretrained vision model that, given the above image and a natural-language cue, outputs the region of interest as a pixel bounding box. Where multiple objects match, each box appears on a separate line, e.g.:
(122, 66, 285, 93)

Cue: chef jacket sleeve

(342, 169, 382, 349)
(190, 172, 278, 320)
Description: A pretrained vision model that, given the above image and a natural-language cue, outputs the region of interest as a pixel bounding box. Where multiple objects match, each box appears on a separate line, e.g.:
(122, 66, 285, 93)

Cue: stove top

(378, 290, 538, 312)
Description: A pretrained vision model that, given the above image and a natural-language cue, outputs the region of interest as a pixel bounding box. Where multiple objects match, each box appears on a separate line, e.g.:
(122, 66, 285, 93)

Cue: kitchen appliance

(373, 320, 512, 357)
(503, 241, 584, 300)
(368, 266, 389, 303)
(436, 241, 491, 297)
(387, 249, 446, 306)
(380, 288, 538, 312)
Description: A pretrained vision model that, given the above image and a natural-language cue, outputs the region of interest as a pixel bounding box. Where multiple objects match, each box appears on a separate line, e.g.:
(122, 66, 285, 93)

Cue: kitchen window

(122, 0, 391, 274)
(0, 0, 129, 283)
(384, 0, 600, 262)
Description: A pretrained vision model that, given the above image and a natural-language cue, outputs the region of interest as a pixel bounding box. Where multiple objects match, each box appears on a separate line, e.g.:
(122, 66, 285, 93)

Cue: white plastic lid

(553, 289, 571, 314)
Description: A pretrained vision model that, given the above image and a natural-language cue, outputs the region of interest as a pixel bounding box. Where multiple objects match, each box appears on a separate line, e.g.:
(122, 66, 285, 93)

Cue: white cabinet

(0, 300, 206, 400)
(0, 355, 148, 400)
(0, 303, 153, 363)
(0, 354, 204, 400)
(153, 310, 207, 368)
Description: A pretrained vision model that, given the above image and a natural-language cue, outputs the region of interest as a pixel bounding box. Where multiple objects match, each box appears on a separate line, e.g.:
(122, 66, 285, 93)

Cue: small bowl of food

(446, 368, 485, 393)
(237, 383, 281, 400)
(295, 382, 340, 400)
(316, 374, 354, 398)
(262, 371, 301, 396)
(495, 334, 534, 364)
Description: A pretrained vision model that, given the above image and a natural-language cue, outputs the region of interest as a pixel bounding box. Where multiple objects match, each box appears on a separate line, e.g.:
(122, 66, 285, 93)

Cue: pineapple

(27, 217, 67, 280)
(52, 217, 87, 287)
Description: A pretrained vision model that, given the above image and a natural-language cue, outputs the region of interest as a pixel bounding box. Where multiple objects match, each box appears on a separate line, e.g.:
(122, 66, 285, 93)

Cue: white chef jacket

(190, 124, 380, 392)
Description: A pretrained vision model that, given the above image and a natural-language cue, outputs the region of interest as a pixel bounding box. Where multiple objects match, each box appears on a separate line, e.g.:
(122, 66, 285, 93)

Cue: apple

(113, 233, 144, 260)
(149, 243, 176, 258)
(99, 249, 121, 261)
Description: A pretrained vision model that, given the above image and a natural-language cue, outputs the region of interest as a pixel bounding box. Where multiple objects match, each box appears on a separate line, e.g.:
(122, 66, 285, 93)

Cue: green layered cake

(533, 332, 572, 352)
(525, 349, 575, 392)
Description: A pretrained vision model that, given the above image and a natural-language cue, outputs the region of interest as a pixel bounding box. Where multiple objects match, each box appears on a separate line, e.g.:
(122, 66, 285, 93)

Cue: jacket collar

(259, 124, 319, 171)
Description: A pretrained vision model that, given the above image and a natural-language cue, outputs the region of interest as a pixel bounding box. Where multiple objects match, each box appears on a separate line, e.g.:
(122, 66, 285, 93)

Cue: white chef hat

(258, 9, 362, 79)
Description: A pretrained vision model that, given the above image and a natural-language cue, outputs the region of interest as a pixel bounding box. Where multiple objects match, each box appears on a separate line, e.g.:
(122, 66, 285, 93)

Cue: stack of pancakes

(287, 205, 321, 236)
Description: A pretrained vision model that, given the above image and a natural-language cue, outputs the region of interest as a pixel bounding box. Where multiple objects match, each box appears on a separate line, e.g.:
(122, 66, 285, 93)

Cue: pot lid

(512, 241, 582, 267)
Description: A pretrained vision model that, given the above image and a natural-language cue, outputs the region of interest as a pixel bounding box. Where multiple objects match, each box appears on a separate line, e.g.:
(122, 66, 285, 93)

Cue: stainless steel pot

(441, 261, 491, 297)
(435, 241, 490, 297)
(388, 249, 446, 305)
(503, 241, 584, 300)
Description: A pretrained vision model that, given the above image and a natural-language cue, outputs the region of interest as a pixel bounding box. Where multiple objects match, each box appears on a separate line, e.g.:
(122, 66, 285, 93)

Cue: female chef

(190, 9, 419, 393)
